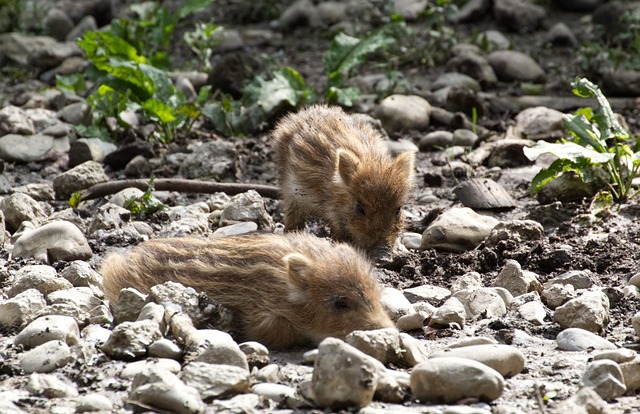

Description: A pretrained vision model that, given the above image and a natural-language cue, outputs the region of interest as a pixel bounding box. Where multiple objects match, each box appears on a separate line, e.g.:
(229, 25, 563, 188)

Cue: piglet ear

(336, 149, 360, 186)
(393, 151, 415, 180)
(284, 253, 311, 290)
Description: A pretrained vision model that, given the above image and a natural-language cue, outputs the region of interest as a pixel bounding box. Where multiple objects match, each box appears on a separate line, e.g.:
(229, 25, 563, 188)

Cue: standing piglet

(272, 104, 414, 255)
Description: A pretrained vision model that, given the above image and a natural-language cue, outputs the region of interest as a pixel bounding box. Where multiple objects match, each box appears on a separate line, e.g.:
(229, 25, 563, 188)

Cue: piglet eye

(332, 296, 351, 311)
(356, 201, 366, 216)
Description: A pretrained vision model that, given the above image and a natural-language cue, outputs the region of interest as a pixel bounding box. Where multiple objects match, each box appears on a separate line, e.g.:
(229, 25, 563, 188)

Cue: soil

(1, 0, 640, 413)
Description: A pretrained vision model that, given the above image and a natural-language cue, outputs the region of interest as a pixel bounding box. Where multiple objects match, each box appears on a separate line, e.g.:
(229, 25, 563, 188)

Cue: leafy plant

(183, 22, 225, 71)
(523, 78, 640, 203)
(0, 0, 23, 33)
(124, 177, 167, 218)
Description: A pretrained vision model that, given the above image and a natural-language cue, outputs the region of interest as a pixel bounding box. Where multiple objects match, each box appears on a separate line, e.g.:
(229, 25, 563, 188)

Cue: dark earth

(1, 0, 640, 413)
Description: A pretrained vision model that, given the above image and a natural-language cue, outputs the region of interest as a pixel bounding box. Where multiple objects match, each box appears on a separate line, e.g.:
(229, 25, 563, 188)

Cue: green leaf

(571, 78, 629, 140)
(143, 99, 177, 124)
(244, 67, 317, 115)
(590, 190, 613, 216)
(56, 74, 87, 94)
(177, 0, 216, 20)
(523, 140, 615, 164)
(68, 192, 82, 209)
(323, 31, 395, 79)
(326, 85, 360, 107)
(563, 113, 607, 153)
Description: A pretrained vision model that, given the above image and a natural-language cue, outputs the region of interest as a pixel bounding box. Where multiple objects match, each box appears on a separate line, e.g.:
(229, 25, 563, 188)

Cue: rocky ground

(1, 0, 640, 413)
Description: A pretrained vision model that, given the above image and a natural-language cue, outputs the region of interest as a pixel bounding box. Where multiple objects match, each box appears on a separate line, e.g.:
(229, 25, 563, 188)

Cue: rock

(452, 129, 478, 147)
(484, 219, 544, 248)
(602, 69, 640, 97)
(212, 221, 258, 237)
(251, 382, 297, 403)
(546, 22, 578, 47)
(421, 207, 500, 252)
(451, 272, 483, 293)
(310, 337, 386, 409)
(518, 299, 547, 325)
(11, 183, 55, 202)
(0, 134, 57, 163)
(130, 367, 205, 414)
(430, 344, 525, 378)
(447, 337, 498, 349)
(12, 221, 92, 264)
(429, 297, 466, 328)
(556, 328, 617, 351)
(14, 315, 80, 349)
(375, 94, 431, 132)
(75, 394, 113, 412)
(453, 178, 516, 209)
(124, 154, 152, 177)
(7, 265, 72, 297)
(554, 289, 610, 334)
(194, 330, 249, 371)
(492, 259, 541, 297)
(59, 260, 102, 292)
(396, 310, 431, 331)
(44, 8, 74, 41)
(397, 332, 430, 367)
(493, 0, 545, 33)
(178, 140, 237, 180)
(68, 138, 117, 167)
(419, 130, 454, 151)
(403, 285, 451, 305)
(545, 270, 596, 290)
(454, 0, 492, 23)
(394, 0, 428, 20)
(380, 287, 415, 321)
(475, 30, 510, 50)
(87, 203, 131, 234)
(487, 50, 545, 82)
(1, 192, 50, 232)
(0, 105, 36, 135)
(554, 0, 602, 12)
(316, 1, 347, 26)
(220, 190, 274, 230)
(238, 341, 269, 369)
(431, 72, 481, 92)
(410, 357, 505, 403)
(66, 15, 98, 42)
(375, 368, 410, 403)
(19, 340, 74, 374)
(633, 312, 640, 337)
(278, 0, 322, 32)
(101, 319, 163, 361)
(629, 272, 640, 288)
(120, 359, 181, 379)
(112, 288, 147, 323)
(446, 51, 497, 85)
(52, 161, 109, 200)
(542, 283, 576, 309)
(0, 289, 46, 329)
(345, 328, 402, 365)
(536, 170, 606, 204)
(180, 362, 251, 400)
(462, 287, 508, 320)
(149, 338, 183, 360)
(593, 348, 637, 364)
(552, 387, 607, 414)
(0, 33, 58, 66)
(485, 138, 536, 168)
(620, 357, 640, 391)
(26, 372, 78, 398)
(103, 140, 154, 170)
(580, 360, 626, 401)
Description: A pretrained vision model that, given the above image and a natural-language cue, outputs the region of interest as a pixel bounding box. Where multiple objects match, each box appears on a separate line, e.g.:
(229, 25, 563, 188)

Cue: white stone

(101, 319, 163, 360)
(380, 287, 415, 321)
(12, 220, 92, 264)
(492, 259, 541, 297)
(19, 340, 74, 373)
(554, 289, 610, 334)
(130, 367, 205, 414)
(429, 297, 466, 328)
(0, 289, 46, 329)
(421, 207, 500, 252)
(430, 344, 526, 378)
(580, 359, 626, 401)
(121, 359, 182, 379)
(7, 265, 71, 297)
(14, 315, 79, 349)
(251, 382, 297, 403)
(193, 329, 249, 371)
(375, 94, 431, 132)
(26, 373, 78, 398)
(1, 192, 50, 231)
(345, 328, 402, 365)
(556, 328, 616, 351)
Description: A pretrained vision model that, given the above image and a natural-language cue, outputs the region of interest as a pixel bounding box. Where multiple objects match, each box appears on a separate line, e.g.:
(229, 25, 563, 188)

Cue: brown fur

(100, 233, 394, 348)
(272, 104, 414, 255)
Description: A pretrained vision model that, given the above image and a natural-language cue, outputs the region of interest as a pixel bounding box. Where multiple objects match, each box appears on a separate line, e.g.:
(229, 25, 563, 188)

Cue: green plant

(183, 22, 225, 71)
(523, 78, 640, 203)
(124, 177, 168, 218)
(0, 0, 23, 32)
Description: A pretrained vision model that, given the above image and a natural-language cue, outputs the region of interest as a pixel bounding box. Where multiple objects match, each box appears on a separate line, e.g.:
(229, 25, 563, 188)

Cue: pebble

(238, 341, 270, 369)
(52, 160, 109, 200)
(101, 319, 163, 361)
(452, 129, 478, 147)
(88, 203, 132, 234)
(14, 315, 80, 349)
(421, 207, 500, 252)
(463, 287, 508, 319)
(620, 357, 640, 391)
(403, 284, 451, 305)
(121, 359, 181, 379)
(580, 360, 626, 401)
(396, 310, 431, 331)
(112, 288, 147, 323)
(419, 130, 454, 151)
(59, 260, 103, 293)
(633, 312, 640, 337)
(492, 259, 541, 297)
(545, 269, 596, 290)
(476, 29, 510, 50)
(1, 193, 50, 232)
(19, 340, 74, 374)
(213, 221, 258, 237)
(310, 337, 386, 409)
(177, 140, 236, 180)
(26, 372, 78, 398)
(430, 344, 526, 378)
(447, 337, 498, 349)
(148, 338, 183, 360)
(451, 271, 483, 292)
(130, 367, 205, 414)
(410, 356, 505, 403)
(554, 289, 610, 333)
(429, 297, 466, 328)
(180, 362, 250, 399)
(401, 232, 422, 250)
(380, 287, 415, 321)
(552, 387, 607, 414)
(542, 283, 576, 309)
(374, 94, 431, 132)
(345, 328, 402, 365)
(556, 328, 617, 351)
(593, 348, 637, 364)
(193, 330, 249, 371)
(493, 0, 545, 33)
(398, 333, 430, 367)
(517, 300, 547, 325)
(69, 137, 117, 167)
(251, 382, 297, 403)
(487, 50, 545, 82)
(12, 220, 92, 264)
(446, 50, 497, 84)
(220, 191, 274, 230)
(0, 133, 57, 163)
(7, 265, 72, 297)
(0, 289, 46, 329)
(75, 394, 114, 412)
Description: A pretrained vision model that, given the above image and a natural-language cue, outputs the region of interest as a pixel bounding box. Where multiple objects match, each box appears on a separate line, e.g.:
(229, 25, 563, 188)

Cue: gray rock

(220, 190, 274, 230)
(69, 138, 117, 167)
(59, 260, 102, 292)
(629, 272, 640, 288)
(239, 341, 269, 369)
(593, 348, 637, 364)
(178, 140, 236, 180)
(28, 40, 83, 70)
(493, 0, 545, 33)
(87, 203, 130, 234)
(194, 330, 249, 371)
(149, 281, 205, 326)
(410, 356, 505, 403)
(130, 367, 205, 414)
(403, 284, 451, 305)
(515, 106, 565, 141)
(556, 328, 617, 351)
(75, 394, 113, 412)
(394, 0, 428, 20)
(396, 310, 431, 331)
(633, 312, 640, 338)
(462, 287, 508, 320)
(345, 328, 402, 365)
(175, 76, 197, 102)
(454, 0, 491, 23)
(47, 286, 104, 315)
(518, 300, 547, 325)
(485, 138, 536, 168)
(0, 33, 58, 66)
(19, 340, 74, 374)
(451, 271, 483, 293)
(53, 161, 109, 200)
(65, 15, 98, 42)
(1, 192, 50, 231)
(492, 259, 541, 297)
(429, 297, 466, 328)
(452, 129, 478, 147)
(453, 178, 516, 209)
(580, 360, 626, 401)
(476, 30, 510, 50)
(554, 289, 610, 333)
(447, 337, 498, 349)
(278, 0, 322, 31)
(603, 69, 640, 97)
(446, 51, 498, 84)
(545, 270, 596, 290)
(536, 170, 606, 204)
(26, 372, 78, 398)
(620, 357, 640, 391)
(430, 344, 525, 378)
(552, 387, 607, 414)
(120, 358, 181, 379)
(212, 221, 258, 237)
(546, 22, 577, 47)
(149, 338, 183, 360)
(310, 337, 386, 409)
(251, 382, 297, 403)
(14, 315, 80, 349)
(12, 220, 92, 264)
(101, 319, 163, 360)
(0, 105, 36, 135)
(431, 72, 481, 92)
(124, 154, 152, 177)
(419, 130, 453, 151)
(421, 207, 500, 252)
(401, 232, 422, 250)
(542, 283, 576, 309)
(7, 265, 72, 297)
(11, 183, 55, 202)
(0, 289, 46, 329)
(554, 0, 602, 12)
(380, 287, 415, 321)
(375, 94, 431, 132)
(484, 219, 544, 248)
(488, 50, 545, 82)
(44, 8, 74, 41)
(112, 288, 147, 323)
(180, 362, 251, 400)
(316, 1, 347, 25)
